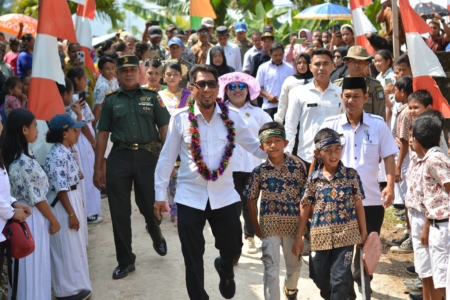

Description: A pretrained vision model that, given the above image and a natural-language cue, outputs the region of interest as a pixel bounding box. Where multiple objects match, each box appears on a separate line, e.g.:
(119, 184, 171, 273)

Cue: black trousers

(178, 201, 243, 300)
(233, 172, 254, 239)
(263, 107, 278, 121)
(348, 205, 385, 300)
(106, 147, 162, 266)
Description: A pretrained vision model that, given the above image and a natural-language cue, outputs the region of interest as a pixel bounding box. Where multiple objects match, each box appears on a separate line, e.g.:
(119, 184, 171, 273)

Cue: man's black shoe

(409, 292, 423, 300)
(153, 235, 167, 256)
(214, 257, 236, 299)
(112, 264, 135, 279)
(56, 289, 92, 300)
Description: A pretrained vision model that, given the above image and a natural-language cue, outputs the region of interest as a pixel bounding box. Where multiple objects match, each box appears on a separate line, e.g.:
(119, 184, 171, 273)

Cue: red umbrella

(0, 14, 37, 36)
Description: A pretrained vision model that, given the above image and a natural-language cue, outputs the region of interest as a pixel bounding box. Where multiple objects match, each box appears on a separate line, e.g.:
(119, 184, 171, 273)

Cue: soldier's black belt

(113, 141, 162, 159)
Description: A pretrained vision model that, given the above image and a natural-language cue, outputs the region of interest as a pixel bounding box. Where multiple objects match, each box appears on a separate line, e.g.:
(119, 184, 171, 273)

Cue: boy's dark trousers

(309, 245, 354, 300)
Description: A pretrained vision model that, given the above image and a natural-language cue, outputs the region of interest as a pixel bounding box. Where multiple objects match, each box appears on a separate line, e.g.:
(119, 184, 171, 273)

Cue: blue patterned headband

(315, 137, 341, 150)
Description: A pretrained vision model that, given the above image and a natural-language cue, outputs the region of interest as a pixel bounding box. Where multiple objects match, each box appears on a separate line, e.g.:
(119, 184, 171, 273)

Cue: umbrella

(414, 2, 450, 19)
(0, 14, 37, 36)
(294, 3, 352, 21)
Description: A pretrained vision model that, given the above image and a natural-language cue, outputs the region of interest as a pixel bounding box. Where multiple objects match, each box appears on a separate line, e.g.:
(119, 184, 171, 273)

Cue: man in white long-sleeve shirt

(284, 49, 342, 170)
(154, 64, 266, 300)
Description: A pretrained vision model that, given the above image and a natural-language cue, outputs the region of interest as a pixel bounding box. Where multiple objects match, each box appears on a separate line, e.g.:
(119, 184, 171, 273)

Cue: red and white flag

(399, 0, 450, 117)
(350, 0, 377, 54)
(28, 0, 77, 120)
(75, 0, 96, 73)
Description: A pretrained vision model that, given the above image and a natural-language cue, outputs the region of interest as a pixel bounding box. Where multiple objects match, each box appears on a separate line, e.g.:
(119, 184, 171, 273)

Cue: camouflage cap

(343, 46, 371, 61)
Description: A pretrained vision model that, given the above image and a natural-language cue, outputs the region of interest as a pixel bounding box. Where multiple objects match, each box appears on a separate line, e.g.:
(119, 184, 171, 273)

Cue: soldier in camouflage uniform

(188, 17, 218, 46)
(230, 21, 253, 65)
(333, 46, 386, 120)
(141, 22, 167, 60)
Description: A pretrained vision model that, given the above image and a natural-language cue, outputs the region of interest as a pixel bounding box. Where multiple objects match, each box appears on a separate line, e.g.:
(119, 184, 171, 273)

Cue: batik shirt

(301, 162, 364, 251)
(44, 143, 81, 193)
(9, 152, 49, 207)
(244, 156, 307, 238)
(411, 147, 450, 219)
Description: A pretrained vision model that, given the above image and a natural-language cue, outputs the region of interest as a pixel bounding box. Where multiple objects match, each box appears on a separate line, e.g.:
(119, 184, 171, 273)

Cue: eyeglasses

(228, 83, 247, 91)
(193, 80, 218, 89)
(199, 31, 209, 35)
(333, 56, 342, 59)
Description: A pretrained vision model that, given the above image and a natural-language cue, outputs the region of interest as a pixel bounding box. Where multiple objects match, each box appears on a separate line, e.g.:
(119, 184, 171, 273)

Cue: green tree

(12, 0, 124, 27)
(0, 0, 13, 15)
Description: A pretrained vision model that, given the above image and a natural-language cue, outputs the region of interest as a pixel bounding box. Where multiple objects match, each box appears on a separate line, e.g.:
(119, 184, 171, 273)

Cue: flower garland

(188, 97, 236, 181)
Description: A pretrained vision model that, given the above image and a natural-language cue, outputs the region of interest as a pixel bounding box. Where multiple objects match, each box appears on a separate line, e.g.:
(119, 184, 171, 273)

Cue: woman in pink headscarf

(284, 29, 312, 65)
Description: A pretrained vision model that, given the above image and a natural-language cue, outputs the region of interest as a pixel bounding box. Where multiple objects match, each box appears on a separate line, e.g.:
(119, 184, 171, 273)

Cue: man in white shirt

(256, 42, 295, 119)
(206, 26, 242, 72)
(319, 77, 397, 300)
(154, 64, 266, 300)
(285, 49, 342, 169)
(242, 31, 262, 73)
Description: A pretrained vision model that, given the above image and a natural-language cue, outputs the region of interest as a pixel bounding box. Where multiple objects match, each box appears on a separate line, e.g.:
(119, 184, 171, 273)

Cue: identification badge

(139, 102, 153, 106)
(307, 103, 318, 107)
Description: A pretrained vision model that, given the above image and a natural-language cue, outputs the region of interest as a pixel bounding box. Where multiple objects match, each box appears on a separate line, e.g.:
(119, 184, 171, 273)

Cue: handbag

(2, 220, 35, 259)
(2, 220, 35, 300)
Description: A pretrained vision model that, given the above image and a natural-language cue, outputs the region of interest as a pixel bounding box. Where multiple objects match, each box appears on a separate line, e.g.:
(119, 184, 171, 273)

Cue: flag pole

(392, 0, 400, 58)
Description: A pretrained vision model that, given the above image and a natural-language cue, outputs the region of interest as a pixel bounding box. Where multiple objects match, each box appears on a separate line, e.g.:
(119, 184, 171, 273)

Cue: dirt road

(87, 194, 411, 300)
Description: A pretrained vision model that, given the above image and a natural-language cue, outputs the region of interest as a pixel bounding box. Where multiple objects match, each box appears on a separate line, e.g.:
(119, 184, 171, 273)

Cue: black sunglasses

(228, 83, 247, 91)
(193, 80, 218, 89)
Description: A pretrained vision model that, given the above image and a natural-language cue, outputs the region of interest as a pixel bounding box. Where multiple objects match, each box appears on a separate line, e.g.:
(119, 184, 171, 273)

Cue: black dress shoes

(214, 257, 236, 299)
(112, 264, 136, 279)
(153, 235, 167, 256)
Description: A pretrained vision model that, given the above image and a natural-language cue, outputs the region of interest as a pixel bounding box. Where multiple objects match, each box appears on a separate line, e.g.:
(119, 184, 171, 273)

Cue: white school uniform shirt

(256, 59, 295, 110)
(274, 75, 310, 124)
(320, 112, 399, 206)
(285, 81, 342, 162)
(206, 41, 242, 72)
(227, 101, 272, 172)
(242, 46, 262, 72)
(155, 101, 267, 210)
(0, 169, 16, 242)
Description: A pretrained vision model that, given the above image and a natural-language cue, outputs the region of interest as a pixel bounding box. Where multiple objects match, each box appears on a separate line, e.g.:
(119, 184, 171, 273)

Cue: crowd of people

(0, 0, 449, 299)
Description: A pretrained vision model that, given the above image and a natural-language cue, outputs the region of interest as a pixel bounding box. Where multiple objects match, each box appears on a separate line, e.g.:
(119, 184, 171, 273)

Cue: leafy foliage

(11, 0, 124, 27)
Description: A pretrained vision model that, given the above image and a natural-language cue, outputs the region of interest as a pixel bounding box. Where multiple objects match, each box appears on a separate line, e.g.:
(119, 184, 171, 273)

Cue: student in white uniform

(44, 114, 92, 300)
(3, 109, 61, 300)
(67, 67, 103, 224)
(0, 116, 30, 298)
(218, 72, 272, 256)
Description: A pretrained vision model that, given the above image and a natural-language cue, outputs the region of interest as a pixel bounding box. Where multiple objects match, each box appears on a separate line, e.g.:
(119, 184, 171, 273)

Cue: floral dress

(8, 152, 51, 299)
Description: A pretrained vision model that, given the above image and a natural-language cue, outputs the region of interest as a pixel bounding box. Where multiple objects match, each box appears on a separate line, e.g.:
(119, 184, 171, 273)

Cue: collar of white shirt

(338, 111, 371, 127)
(305, 80, 338, 93)
(193, 98, 222, 119)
